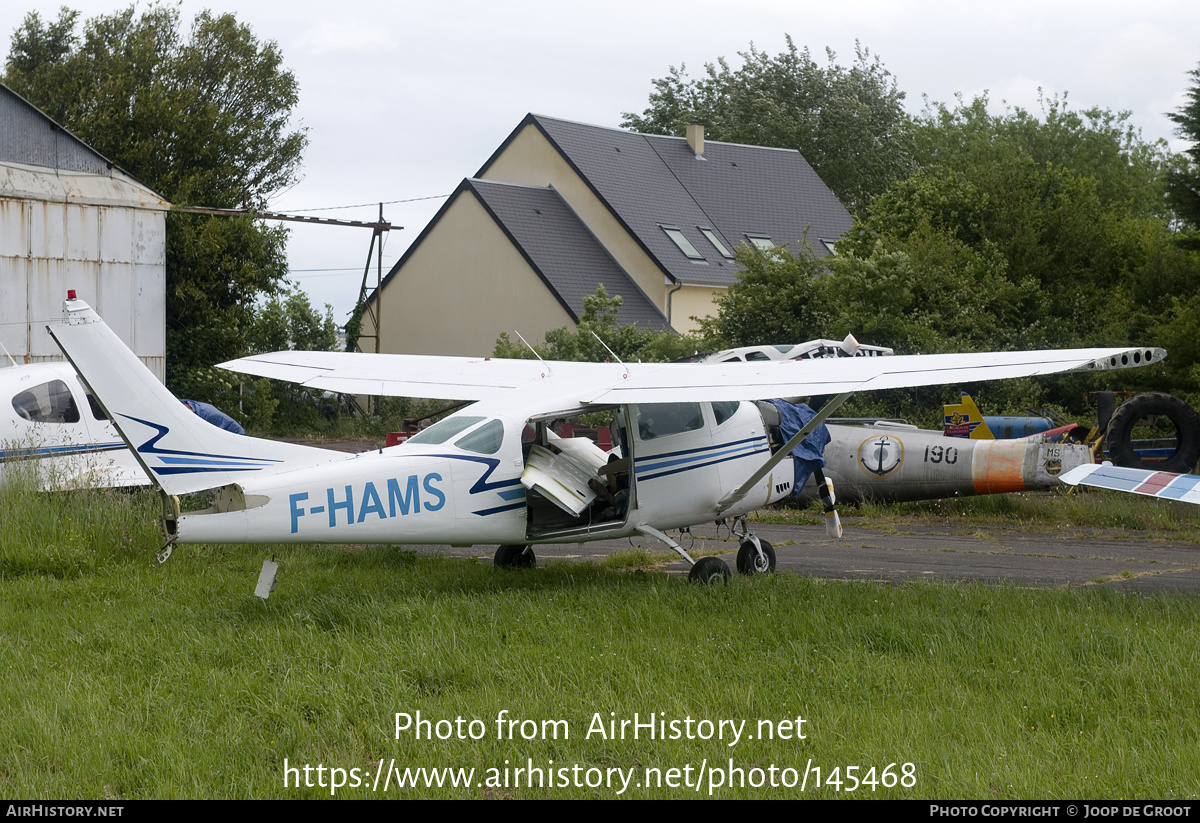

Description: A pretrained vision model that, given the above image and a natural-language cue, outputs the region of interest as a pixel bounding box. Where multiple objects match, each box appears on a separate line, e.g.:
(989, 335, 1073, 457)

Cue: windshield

(407, 415, 485, 445)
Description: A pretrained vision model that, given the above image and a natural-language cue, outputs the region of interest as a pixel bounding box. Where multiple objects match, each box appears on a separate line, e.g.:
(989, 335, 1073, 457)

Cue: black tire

(688, 556, 731, 584)
(494, 544, 535, 569)
(736, 539, 776, 575)
(1107, 393, 1200, 473)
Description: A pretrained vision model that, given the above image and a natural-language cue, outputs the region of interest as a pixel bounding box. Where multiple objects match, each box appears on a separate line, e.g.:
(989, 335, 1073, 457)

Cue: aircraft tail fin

(48, 297, 342, 496)
(944, 393, 994, 440)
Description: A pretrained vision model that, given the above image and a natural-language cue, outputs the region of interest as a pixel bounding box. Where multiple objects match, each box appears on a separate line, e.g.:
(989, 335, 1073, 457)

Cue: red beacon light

(67, 289, 77, 300)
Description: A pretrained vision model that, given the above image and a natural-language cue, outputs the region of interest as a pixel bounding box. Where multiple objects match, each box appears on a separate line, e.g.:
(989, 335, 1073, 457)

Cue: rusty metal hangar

(0, 83, 168, 382)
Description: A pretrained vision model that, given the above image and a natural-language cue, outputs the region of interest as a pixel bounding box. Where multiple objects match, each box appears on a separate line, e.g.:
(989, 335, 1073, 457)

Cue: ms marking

(290, 474, 445, 533)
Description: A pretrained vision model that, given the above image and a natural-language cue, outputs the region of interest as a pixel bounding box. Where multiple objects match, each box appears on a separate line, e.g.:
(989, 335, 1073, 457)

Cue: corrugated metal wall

(0, 85, 167, 383)
(0, 199, 166, 382)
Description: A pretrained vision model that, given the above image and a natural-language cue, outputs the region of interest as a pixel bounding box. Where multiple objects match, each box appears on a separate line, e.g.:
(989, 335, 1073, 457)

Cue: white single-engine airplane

(49, 296, 1166, 582)
(0, 359, 147, 489)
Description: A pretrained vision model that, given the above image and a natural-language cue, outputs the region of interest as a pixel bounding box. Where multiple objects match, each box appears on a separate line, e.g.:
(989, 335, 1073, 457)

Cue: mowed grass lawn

(2, 483, 1199, 799)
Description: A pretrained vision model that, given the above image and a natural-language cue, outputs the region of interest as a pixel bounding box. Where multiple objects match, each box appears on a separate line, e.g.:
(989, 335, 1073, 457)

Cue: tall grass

(2, 476, 1198, 798)
(0, 462, 162, 579)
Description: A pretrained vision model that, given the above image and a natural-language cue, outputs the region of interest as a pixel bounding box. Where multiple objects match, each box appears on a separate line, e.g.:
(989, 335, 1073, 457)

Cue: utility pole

(171, 203, 399, 353)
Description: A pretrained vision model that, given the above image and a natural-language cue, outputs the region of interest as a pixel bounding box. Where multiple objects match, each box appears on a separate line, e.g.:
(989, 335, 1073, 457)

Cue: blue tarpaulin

(769, 399, 830, 495)
(180, 399, 245, 435)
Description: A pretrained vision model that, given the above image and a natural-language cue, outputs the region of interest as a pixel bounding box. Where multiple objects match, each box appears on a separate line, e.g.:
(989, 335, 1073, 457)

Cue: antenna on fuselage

(590, 332, 630, 378)
(0, 339, 18, 369)
(513, 330, 551, 377)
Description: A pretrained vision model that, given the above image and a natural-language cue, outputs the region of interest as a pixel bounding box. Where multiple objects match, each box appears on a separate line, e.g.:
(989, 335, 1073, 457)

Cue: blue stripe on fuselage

(635, 437, 768, 482)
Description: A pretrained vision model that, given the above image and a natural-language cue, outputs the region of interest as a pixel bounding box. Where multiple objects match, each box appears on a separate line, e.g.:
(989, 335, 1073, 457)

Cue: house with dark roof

(363, 114, 852, 356)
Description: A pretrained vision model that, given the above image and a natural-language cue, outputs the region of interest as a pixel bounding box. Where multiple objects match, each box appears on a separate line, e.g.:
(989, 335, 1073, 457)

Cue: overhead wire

(280, 194, 449, 214)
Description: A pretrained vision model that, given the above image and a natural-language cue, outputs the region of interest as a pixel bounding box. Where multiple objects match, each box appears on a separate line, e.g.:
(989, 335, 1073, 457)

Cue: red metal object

(554, 422, 613, 451)
(1032, 424, 1090, 444)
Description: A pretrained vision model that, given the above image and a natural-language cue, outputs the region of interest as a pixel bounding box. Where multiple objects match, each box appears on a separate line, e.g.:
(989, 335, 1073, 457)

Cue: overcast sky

(6, 1, 1199, 323)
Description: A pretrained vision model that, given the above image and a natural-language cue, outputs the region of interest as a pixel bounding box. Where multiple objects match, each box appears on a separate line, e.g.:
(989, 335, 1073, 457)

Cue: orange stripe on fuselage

(971, 442, 1027, 494)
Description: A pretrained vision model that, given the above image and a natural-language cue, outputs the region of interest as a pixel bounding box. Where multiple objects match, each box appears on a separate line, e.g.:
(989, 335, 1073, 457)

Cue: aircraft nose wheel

(494, 544, 536, 569)
(688, 556, 731, 584)
(736, 539, 776, 575)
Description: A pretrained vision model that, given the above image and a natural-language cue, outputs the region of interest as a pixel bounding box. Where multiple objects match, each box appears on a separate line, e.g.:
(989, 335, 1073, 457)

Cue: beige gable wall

(479, 124, 672, 318)
(668, 284, 725, 335)
(365, 191, 574, 357)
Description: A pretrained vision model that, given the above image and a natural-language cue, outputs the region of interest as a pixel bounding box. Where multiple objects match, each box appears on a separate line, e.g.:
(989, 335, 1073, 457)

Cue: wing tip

(1080, 347, 1166, 371)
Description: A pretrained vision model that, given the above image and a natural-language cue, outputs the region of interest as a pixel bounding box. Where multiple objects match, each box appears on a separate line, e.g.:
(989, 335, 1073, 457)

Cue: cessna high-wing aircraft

(0, 359, 147, 489)
(50, 295, 1165, 582)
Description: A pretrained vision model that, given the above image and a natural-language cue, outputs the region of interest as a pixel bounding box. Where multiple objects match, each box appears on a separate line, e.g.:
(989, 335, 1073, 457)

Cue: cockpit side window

(12, 380, 80, 424)
(454, 418, 505, 455)
(85, 391, 108, 420)
(712, 401, 740, 426)
(75, 378, 108, 420)
(635, 403, 704, 440)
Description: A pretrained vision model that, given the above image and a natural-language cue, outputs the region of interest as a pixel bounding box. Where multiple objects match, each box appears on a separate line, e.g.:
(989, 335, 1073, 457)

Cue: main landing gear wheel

(688, 556, 731, 584)
(494, 544, 536, 569)
(736, 539, 776, 575)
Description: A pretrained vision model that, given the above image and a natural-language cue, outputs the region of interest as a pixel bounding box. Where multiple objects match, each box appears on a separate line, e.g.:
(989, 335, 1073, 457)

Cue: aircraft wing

(219, 351, 604, 401)
(583, 347, 1165, 403)
(1060, 463, 1200, 504)
(222, 346, 1165, 404)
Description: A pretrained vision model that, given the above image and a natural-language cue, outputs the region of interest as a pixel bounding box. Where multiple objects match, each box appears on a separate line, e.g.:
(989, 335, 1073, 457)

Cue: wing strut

(716, 392, 853, 517)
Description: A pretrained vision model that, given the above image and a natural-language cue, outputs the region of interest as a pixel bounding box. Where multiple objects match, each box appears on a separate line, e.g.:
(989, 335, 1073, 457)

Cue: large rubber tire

(688, 556, 731, 584)
(494, 544, 536, 569)
(1107, 393, 1200, 473)
(736, 539, 776, 575)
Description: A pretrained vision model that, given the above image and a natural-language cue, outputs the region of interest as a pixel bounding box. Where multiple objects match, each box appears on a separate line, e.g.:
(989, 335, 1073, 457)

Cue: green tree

(840, 94, 1198, 358)
(4, 5, 307, 397)
(1167, 63, 1200, 245)
(777, 94, 1199, 408)
(622, 37, 913, 213)
(697, 237, 1021, 355)
(694, 241, 1055, 421)
(248, 285, 340, 355)
(494, 285, 700, 363)
(912, 93, 1171, 219)
(240, 286, 341, 430)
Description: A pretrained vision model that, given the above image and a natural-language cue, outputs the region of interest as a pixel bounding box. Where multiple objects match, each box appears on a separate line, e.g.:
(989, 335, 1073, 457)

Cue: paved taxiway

(320, 443, 1200, 595)
(412, 521, 1200, 595)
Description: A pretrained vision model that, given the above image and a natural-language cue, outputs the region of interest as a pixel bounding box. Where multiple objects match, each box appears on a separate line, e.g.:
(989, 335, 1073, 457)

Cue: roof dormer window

(661, 226, 704, 260)
(699, 227, 734, 259)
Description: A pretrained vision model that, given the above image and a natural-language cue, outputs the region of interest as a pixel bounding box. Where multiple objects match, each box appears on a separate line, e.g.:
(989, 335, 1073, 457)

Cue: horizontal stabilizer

(1060, 463, 1200, 505)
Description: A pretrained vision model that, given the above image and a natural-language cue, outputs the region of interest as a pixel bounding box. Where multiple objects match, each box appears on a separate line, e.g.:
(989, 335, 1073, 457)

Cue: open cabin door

(522, 407, 634, 540)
